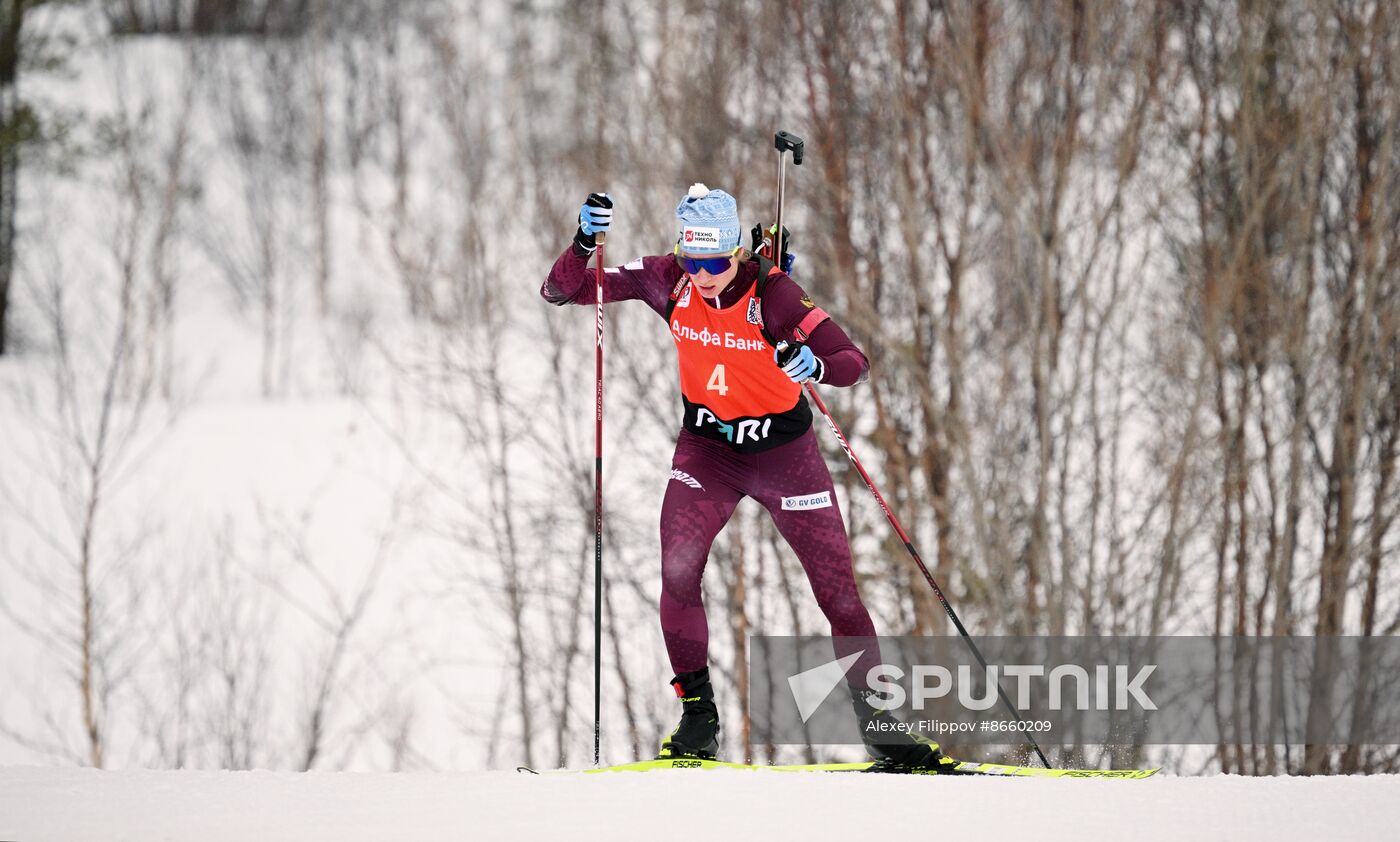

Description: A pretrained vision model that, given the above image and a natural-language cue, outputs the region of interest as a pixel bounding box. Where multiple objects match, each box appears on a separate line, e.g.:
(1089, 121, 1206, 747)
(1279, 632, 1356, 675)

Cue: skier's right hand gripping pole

(771, 126, 1052, 769)
(577, 192, 612, 252)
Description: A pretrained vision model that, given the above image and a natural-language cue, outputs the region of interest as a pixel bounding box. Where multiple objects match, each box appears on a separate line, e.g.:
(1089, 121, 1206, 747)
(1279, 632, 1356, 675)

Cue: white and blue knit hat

(675, 184, 742, 255)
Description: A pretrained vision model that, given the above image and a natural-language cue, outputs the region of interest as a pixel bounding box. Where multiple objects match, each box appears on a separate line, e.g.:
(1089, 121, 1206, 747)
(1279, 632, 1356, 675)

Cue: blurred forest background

(0, 0, 1397, 776)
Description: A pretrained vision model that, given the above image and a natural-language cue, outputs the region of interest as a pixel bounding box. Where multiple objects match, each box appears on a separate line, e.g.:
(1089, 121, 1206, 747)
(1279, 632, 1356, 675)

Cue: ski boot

(657, 667, 720, 760)
(851, 689, 962, 774)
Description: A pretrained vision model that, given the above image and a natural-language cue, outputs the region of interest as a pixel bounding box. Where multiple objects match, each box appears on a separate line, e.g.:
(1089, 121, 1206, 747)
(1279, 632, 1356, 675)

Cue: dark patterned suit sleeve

(542, 245, 679, 318)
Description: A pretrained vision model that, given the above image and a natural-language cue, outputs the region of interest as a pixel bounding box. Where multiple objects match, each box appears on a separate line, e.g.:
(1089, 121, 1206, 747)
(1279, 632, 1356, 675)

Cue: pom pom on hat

(676, 185, 741, 255)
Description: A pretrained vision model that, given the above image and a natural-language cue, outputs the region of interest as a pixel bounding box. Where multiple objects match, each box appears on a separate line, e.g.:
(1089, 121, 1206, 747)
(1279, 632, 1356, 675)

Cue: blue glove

(775, 341, 824, 384)
(575, 192, 612, 251)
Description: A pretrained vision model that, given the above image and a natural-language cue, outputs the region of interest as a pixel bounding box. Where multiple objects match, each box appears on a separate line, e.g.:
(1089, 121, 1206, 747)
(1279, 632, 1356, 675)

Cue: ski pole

(772, 129, 1051, 769)
(593, 228, 606, 766)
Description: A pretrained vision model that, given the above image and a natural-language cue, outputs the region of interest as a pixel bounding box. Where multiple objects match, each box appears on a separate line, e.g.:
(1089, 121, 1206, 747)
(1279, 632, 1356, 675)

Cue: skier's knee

(818, 593, 874, 635)
(660, 564, 704, 607)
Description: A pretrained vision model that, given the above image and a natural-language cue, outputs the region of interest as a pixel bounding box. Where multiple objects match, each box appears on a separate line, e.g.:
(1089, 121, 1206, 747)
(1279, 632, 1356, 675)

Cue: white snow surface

(1, 766, 1396, 841)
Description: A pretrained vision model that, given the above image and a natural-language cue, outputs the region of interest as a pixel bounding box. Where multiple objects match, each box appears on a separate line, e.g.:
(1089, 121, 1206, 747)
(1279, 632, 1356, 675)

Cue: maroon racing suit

(543, 243, 879, 683)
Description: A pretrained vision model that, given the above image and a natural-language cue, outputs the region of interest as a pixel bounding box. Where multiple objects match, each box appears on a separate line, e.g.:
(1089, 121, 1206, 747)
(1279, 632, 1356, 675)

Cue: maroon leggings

(660, 428, 878, 682)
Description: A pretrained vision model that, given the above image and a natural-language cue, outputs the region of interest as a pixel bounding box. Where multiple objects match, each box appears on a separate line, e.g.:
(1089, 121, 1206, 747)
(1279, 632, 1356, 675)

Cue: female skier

(542, 186, 949, 771)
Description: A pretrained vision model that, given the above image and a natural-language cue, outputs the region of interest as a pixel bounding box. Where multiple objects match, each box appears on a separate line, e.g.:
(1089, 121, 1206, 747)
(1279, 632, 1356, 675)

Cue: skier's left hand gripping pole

(593, 217, 607, 767)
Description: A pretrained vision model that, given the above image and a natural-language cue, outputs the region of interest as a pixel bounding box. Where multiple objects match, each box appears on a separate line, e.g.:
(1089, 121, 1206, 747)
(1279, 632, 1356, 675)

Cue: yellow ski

(517, 758, 1158, 778)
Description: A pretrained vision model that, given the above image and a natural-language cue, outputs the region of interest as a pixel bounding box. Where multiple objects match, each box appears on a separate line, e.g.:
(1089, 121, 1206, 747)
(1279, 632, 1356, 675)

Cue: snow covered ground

(1, 766, 1395, 841)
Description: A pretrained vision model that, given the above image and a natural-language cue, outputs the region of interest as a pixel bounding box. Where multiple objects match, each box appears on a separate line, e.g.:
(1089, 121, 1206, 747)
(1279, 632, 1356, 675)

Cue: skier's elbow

(854, 354, 871, 386)
(541, 280, 576, 306)
(814, 349, 869, 388)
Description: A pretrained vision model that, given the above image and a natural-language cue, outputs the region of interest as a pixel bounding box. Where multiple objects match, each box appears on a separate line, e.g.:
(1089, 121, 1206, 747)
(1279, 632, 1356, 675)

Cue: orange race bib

(669, 278, 810, 452)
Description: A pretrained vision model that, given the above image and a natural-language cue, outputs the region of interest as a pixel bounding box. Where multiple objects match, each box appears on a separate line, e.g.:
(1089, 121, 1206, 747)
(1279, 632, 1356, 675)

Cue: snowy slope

(1, 766, 1395, 842)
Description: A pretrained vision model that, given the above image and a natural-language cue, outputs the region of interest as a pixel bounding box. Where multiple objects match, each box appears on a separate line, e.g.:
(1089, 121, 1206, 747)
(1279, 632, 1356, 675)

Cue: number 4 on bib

(707, 364, 729, 396)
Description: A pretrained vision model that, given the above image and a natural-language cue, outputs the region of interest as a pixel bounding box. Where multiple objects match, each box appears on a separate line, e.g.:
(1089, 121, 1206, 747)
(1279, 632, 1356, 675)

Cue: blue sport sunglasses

(674, 244, 741, 276)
